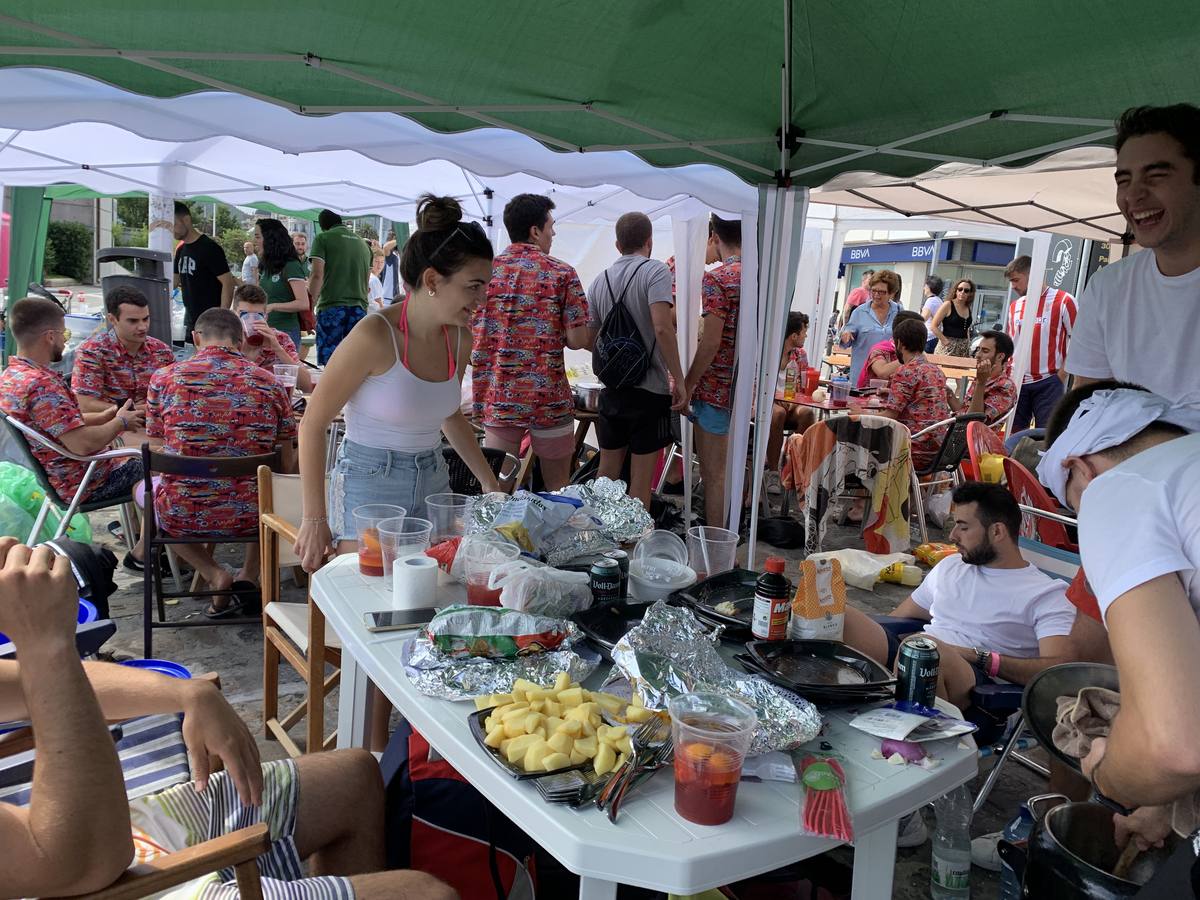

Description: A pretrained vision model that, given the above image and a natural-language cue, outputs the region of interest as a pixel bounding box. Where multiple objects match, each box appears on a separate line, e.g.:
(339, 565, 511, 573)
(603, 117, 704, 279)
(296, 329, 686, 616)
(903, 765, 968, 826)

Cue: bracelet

(987, 651, 1001, 677)
(302, 516, 328, 524)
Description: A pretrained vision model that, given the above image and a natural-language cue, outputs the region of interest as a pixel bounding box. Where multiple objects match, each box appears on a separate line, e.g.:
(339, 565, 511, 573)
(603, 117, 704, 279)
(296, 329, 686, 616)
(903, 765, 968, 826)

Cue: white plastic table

(312, 553, 978, 899)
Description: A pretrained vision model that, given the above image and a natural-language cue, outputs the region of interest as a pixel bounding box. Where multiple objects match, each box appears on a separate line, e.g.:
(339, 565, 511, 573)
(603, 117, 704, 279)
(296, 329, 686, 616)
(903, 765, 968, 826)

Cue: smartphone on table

(363, 607, 439, 633)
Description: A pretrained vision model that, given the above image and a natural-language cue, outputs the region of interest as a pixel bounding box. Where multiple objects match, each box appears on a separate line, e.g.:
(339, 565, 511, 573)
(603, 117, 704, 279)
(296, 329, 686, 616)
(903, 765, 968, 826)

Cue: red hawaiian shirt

(71, 331, 176, 406)
(858, 339, 898, 388)
(243, 329, 299, 374)
(882, 357, 953, 469)
(146, 347, 295, 537)
(692, 256, 741, 410)
(964, 374, 1018, 425)
(471, 243, 589, 428)
(0, 357, 124, 500)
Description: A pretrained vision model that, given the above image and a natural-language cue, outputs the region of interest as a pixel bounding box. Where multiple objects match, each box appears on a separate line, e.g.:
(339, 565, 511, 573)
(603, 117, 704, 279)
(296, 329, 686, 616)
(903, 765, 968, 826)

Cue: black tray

(734, 653, 895, 706)
(671, 568, 757, 640)
(745, 640, 896, 690)
(467, 707, 591, 781)
(572, 601, 655, 661)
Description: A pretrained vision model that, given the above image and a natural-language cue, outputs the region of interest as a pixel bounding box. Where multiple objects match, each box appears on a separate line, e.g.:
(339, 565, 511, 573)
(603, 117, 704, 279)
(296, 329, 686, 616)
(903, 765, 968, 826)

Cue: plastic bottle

(878, 563, 923, 586)
(931, 785, 972, 898)
(751, 556, 792, 641)
(783, 358, 799, 400)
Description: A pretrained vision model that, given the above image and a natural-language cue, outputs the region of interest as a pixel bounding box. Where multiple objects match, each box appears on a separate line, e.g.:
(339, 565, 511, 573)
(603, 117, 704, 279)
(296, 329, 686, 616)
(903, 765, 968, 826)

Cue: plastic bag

(914, 542, 958, 567)
(490, 491, 581, 554)
(789, 557, 847, 641)
(925, 489, 953, 528)
(0, 461, 91, 543)
(806, 548, 915, 591)
(0, 494, 33, 540)
(489, 560, 592, 617)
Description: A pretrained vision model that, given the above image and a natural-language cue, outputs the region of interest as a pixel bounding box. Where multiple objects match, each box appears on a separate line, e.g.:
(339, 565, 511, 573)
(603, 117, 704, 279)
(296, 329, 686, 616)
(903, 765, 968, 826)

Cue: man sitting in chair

(146, 307, 297, 618)
(946, 329, 1018, 426)
(0, 296, 148, 564)
(842, 481, 1078, 712)
(233, 283, 314, 393)
(0, 538, 457, 900)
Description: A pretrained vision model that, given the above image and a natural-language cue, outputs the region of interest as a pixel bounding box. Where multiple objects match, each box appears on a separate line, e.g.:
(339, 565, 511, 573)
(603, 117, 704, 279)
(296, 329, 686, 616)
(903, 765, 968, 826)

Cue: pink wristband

(987, 651, 1001, 677)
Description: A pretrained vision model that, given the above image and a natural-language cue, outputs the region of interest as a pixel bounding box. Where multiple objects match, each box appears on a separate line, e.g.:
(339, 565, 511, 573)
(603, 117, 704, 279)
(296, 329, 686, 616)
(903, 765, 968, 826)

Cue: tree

(116, 196, 148, 227)
(352, 220, 379, 243)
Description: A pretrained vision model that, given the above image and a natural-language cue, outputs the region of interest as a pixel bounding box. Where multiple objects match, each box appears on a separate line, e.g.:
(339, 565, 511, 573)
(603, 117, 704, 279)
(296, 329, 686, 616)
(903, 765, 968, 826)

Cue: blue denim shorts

(329, 439, 450, 542)
(691, 399, 732, 436)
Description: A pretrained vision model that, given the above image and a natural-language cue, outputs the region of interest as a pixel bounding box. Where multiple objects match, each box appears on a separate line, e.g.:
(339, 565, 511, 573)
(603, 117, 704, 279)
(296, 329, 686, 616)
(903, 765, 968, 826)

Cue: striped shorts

(129, 758, 355, 900)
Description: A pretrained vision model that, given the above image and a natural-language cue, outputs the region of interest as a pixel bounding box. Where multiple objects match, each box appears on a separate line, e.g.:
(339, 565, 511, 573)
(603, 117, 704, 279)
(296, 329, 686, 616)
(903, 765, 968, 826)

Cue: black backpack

(593, 259, 654, 389)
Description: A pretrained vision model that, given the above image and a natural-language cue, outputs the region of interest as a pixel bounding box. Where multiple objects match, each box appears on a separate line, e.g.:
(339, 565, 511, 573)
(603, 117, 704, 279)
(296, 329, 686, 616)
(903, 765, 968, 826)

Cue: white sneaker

(896, 811, 928, 848)
(764, 470, 783, 495)
(970, 831, 1003, 871)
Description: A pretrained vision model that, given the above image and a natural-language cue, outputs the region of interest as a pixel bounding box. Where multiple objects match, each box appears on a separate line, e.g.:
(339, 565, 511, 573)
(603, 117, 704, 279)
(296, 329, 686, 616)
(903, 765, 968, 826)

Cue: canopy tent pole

(815, 220, 850, 367)
(1001, 231, 1053, 434)
(148, 191, 175, 255)
(671, 215, 709, 525)
(4, 186, 50, 365)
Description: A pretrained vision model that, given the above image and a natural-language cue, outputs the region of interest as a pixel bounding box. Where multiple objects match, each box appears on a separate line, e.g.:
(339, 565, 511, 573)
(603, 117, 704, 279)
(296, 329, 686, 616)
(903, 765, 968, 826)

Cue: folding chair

(0, 674, 270, 900)
(140, 444, 281, 659)
(908, 413, 988, 542)
(441, 446, 520, 495)
(1, 414, 140, 547)
(259, 467, 342, 757)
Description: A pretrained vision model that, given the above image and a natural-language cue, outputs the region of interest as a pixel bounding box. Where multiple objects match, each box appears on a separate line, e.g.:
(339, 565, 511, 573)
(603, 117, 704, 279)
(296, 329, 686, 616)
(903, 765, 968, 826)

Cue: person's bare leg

(171, 543, 231, 592)
(695, 427, 728, 527)
(235, 542, 260, 584)
(597, 447, 626, 481)
(538, 453, 572, 491)
(292, 748, 385, 875)
(923, 636, 977, 712)
(766, 402, 788, 470)
(348, 871, 459, 900)
(841, 606, 892, 668)
(482, 432, 521, 456)
(628, 451, 659, 511)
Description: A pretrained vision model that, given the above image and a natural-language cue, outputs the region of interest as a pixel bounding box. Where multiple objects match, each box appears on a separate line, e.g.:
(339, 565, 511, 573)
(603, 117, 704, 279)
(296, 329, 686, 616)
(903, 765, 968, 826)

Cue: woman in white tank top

(295, 196, 501, 572)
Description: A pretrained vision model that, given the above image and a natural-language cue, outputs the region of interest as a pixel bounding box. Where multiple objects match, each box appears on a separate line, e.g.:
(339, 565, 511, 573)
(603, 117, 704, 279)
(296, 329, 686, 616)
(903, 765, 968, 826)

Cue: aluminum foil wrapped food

(466, 492, 508, 535)
(402, 617, 600, 701)
(611, 601, 822, 755)
(559, 477, 654, 544)
(467, 481, 651, 550)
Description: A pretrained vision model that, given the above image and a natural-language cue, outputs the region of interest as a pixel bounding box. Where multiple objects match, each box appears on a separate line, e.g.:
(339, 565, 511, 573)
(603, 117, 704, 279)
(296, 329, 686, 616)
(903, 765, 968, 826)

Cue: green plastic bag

(0, 493, 34, 541)
(0, 461, 92, 543)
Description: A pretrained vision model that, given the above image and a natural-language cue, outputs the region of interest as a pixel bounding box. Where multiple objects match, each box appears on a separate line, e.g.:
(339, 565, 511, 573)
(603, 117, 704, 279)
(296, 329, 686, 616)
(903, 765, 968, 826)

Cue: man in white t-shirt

(921, 274, 944, 353)
(1067, 103, 1200, 400)
(240, 240, 258, 284)
(1038, 381, 1200, 851)
(842, 481, 1077, 712)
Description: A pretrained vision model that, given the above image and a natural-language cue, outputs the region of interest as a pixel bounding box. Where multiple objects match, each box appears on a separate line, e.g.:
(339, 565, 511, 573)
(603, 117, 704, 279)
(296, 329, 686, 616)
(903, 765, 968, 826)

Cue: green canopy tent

(0, 2, 1192, 543)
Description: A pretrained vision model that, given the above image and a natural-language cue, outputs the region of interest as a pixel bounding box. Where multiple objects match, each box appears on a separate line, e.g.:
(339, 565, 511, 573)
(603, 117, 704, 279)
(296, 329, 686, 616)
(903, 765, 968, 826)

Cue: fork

(596, 716, 672, 816)
(606, 737, 674, 822)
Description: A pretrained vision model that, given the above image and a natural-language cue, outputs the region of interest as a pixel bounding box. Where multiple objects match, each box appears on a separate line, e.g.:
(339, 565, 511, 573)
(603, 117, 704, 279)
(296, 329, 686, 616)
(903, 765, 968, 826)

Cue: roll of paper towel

(393, 554, 438, 609)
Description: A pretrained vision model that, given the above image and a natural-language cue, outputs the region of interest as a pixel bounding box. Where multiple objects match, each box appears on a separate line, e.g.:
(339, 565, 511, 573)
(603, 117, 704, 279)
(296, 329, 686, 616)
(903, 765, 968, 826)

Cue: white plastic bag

(925, 490, 953, 529)
(489, 560, 592, 617)
(807, 549, 915, 591)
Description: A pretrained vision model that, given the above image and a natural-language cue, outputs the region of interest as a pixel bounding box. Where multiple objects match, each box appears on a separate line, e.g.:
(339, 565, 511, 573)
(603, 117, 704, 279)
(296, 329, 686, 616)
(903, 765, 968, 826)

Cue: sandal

(203, 581, 261, 619)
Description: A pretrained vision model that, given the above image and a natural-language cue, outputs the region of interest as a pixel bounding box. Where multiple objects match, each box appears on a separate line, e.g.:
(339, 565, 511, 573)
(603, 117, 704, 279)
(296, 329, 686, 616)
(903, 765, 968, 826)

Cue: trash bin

(96, 247, 173, 346)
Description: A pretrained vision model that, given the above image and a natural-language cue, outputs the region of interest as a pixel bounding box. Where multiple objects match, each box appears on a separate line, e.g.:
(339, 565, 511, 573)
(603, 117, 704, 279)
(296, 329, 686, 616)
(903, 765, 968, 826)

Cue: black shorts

(596, 387, 674, 455)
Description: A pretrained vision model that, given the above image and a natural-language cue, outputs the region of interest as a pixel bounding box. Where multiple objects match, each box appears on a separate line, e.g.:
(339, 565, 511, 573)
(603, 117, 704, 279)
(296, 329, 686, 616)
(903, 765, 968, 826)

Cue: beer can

(896, 636, 940, 708)
(589, 558, 622, 606)
(604, 549, 629, 598)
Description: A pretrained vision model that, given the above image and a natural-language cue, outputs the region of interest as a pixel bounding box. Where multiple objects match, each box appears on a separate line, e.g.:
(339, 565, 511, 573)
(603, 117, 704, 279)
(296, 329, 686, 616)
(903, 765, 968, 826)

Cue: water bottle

(783, 358, 799, 400)
(930, 785, 972, 898)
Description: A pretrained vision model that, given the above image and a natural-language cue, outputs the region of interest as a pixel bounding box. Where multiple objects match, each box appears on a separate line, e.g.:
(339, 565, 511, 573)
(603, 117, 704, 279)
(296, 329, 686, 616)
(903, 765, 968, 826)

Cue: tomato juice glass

(458, 539, 521, 606)
(352, 504, 406, 576)
(667, 692, 758, 826)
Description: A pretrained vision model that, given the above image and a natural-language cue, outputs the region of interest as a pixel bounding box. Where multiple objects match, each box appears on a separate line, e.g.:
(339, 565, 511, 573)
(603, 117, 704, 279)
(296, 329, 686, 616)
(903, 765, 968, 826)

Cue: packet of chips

(913, 542, 959, 567)
(423, 605, 574, 659)
(788, 557, 846, 641)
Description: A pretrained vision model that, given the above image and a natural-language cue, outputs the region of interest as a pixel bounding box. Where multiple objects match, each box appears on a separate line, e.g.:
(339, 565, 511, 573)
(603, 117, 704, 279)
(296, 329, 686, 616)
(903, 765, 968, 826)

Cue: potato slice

(547, 731, 574, 756)
(616, 734, 633, 756)
(591, 692, 624, 714)
(484, 727, 506, 749)
(545, 716, 565, 735)
(624, 705, 653, 724)
(501, 705, 532, 722)
(541, 752, 572, 772)
(569, 749, 587, 766)
(542, 699, 562, 718)
(523, 712, 545, 734)
(503, 718, 528, 739)
(631, 692, 644, 708)
(557, 687, 584, 708)
(574, 735, 598, 758)
(580, 719, 596, 737)
(523, 738, 551, 772)
(504, 734, 539, 764)
(474, 695, 494, 711)
(554, 672, 571, 693)
(594, 742, 617, 775)
(555, 718, 582, 737)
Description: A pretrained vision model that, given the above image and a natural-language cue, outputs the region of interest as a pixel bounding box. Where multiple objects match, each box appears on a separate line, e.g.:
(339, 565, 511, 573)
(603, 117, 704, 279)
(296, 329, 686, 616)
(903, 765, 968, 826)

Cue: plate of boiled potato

(468, 672, 665, 780)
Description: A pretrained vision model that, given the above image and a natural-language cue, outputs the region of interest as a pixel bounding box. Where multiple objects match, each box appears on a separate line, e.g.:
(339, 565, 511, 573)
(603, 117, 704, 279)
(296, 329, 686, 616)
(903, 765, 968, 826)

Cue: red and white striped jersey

(1006, 287, 1077, 383)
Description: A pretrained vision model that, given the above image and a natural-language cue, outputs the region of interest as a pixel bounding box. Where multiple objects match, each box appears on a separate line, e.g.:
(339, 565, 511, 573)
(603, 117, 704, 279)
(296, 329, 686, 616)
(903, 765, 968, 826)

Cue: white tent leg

(148, 191, 175, 255)
(670, 215, 709, 527)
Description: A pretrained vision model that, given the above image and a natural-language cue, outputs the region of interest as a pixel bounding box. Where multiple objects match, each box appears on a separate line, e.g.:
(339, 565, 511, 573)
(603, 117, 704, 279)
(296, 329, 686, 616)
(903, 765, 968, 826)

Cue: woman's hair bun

(416, 194, 463, 232)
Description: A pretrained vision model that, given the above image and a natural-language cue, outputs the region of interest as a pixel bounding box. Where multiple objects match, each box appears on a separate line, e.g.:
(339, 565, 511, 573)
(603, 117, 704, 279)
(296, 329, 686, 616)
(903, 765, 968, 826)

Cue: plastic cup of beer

(352, 504, 406, 576)
(273, 364, 299, 395)
(377, 516, 433, 584)
(425, 492, 472, 544)
(668, 692, 758, 826)
(459, 539, 521, 606)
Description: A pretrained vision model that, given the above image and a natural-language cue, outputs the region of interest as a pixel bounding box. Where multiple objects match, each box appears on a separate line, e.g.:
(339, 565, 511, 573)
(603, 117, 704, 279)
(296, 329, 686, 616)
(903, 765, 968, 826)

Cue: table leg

(335, 653, 373, 750)
(851, 817, 898, 900)
(578, 876, 618, 900)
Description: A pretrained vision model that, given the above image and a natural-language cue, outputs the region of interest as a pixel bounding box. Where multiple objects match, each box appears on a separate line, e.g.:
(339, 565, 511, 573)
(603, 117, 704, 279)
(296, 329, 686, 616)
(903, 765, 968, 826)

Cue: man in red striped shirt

(1003, 255, 1078, 433)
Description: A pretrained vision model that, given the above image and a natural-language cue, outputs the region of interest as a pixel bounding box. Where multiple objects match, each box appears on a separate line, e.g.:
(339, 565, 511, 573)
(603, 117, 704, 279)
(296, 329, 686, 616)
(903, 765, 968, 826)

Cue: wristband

(987, 651, 1001, 677)
(302, 516, 328, 524)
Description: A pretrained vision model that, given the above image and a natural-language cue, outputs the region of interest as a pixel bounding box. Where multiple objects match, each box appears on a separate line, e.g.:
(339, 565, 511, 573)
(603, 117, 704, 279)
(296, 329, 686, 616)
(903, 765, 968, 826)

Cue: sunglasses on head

(428, 221, 488, 260)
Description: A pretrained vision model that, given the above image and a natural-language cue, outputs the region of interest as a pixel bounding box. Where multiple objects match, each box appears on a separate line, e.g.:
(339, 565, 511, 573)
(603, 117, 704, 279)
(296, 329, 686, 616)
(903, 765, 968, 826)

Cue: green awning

(0, 3, 1192, 187)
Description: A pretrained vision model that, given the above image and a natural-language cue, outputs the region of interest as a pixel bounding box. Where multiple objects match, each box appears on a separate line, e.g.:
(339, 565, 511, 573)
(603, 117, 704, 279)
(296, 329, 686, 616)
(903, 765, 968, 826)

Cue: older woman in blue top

(839, 269, 902, 385)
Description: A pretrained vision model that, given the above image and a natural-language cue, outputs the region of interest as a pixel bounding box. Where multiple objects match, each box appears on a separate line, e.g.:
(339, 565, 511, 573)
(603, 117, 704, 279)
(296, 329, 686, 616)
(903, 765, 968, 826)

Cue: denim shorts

(691, 399, 732, 436)
(328, 438, 450, 542)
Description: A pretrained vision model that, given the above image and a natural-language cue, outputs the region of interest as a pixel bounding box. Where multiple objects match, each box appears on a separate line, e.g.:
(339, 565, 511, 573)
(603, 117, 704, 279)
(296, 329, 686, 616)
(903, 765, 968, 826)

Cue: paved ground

(92, 498, 1045, 900)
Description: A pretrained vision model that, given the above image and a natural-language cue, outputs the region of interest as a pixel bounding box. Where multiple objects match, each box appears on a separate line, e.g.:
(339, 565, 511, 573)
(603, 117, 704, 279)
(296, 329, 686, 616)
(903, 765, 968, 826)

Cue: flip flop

(203, 581, 261, 619)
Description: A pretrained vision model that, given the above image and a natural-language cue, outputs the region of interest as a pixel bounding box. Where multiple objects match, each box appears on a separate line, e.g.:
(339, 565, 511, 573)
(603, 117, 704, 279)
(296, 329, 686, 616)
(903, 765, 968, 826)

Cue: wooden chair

(259, 467, 341, 757)
(0, 673, 271, 900)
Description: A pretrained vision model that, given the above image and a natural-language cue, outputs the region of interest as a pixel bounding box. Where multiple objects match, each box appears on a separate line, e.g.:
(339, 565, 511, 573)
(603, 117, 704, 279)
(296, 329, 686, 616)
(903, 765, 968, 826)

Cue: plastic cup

(804, 367, 821, 394)
(352, 504, 406, 576)
(687, 526, 738, 581)
(668, 692, 758, 826)
(425, 492, 472, 544)
(458, 539, 521, 606)
(870, 378, 888, 392)
(377, 516, 433, 583)
(830, 376, 851, 407)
